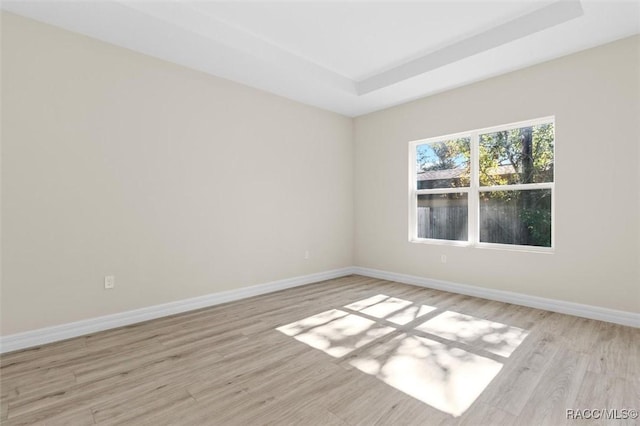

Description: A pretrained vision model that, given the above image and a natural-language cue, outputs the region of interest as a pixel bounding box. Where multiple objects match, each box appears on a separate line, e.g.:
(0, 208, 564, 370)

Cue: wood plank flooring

(1, 275, 638, 425)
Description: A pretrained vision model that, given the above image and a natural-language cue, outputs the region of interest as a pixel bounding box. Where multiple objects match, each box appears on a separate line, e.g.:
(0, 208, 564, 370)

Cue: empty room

(1, 1, 639, 425)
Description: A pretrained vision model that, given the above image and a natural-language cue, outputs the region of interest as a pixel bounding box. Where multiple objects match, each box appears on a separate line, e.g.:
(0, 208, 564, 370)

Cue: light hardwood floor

(1, 275, 638, 425)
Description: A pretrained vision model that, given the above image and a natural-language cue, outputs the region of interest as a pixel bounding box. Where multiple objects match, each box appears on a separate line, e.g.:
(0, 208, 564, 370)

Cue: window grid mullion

(415, 188, 470, 195)
(470, 132, 479, 245)
(479, 182, 554, 192)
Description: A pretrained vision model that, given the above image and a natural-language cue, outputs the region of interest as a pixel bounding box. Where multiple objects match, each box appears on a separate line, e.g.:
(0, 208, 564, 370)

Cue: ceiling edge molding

(356, 0, 584, 95)
(116, 1, 356, 94)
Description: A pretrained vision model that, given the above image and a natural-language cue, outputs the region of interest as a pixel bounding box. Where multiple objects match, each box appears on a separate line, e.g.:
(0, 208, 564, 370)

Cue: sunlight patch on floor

(349, 333, 503, 417)
(276, 294, 529, 417)
(276, 309, 394, 357)
(344, 294, 436, 325)
(415, 311, 529, 357)
(344, 294, 390, 311)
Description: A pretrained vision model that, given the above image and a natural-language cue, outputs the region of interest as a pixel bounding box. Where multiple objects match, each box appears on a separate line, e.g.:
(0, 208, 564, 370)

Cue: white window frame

(408, 116, 555, 253)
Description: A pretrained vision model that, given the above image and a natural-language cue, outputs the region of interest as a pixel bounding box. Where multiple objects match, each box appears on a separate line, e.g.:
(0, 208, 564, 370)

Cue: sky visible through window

(416, 138, 470, 172)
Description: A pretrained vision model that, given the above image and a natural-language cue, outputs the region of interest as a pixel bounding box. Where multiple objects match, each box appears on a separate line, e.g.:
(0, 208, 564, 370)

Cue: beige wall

(354, 35, 640, 313)
(2, 13, 639, 336)
(0, 13, 354, 334)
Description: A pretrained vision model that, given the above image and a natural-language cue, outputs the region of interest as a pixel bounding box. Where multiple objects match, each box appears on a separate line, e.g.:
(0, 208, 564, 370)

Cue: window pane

(416, 138, 470, 189)
(480, 189, 552, 247)
(417, 193, 468, 241)
(479, 123, 554, 186)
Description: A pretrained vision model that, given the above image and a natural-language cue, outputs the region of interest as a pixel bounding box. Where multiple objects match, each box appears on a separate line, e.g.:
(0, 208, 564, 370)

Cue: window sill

(409, 238, 471, 248)
(409, 238, 554, 254)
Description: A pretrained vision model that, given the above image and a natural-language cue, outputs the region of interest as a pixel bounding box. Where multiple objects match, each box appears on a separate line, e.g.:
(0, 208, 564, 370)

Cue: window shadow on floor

(276, 293, 529, 417)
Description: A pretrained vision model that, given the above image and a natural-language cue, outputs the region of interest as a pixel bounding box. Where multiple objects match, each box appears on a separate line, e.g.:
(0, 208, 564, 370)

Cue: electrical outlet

(304, 250, 310, 260)
(104, 275, 115, 289)
(440, 255, 447, 264)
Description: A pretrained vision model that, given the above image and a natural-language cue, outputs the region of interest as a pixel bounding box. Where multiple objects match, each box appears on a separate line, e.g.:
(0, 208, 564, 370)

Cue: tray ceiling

(3, 1, 639, 116)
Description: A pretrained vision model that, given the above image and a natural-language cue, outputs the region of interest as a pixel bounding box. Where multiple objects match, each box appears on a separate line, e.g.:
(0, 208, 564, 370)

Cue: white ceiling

(193, 2, 535, 81)
(3, 1, 640, 117)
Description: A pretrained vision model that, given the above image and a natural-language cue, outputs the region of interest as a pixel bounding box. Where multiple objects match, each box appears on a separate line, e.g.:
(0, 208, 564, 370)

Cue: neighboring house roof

(417, 165, 516, 181)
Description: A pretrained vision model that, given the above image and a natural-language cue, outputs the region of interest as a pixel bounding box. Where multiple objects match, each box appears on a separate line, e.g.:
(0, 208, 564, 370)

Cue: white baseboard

(352, 266, 640, 328)
(0, 267, 355, 354)
(3, 265, 637, 354)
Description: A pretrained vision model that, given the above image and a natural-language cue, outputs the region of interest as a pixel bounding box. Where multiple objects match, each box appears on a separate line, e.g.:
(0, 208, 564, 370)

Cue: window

(409, 117, 555, 250)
